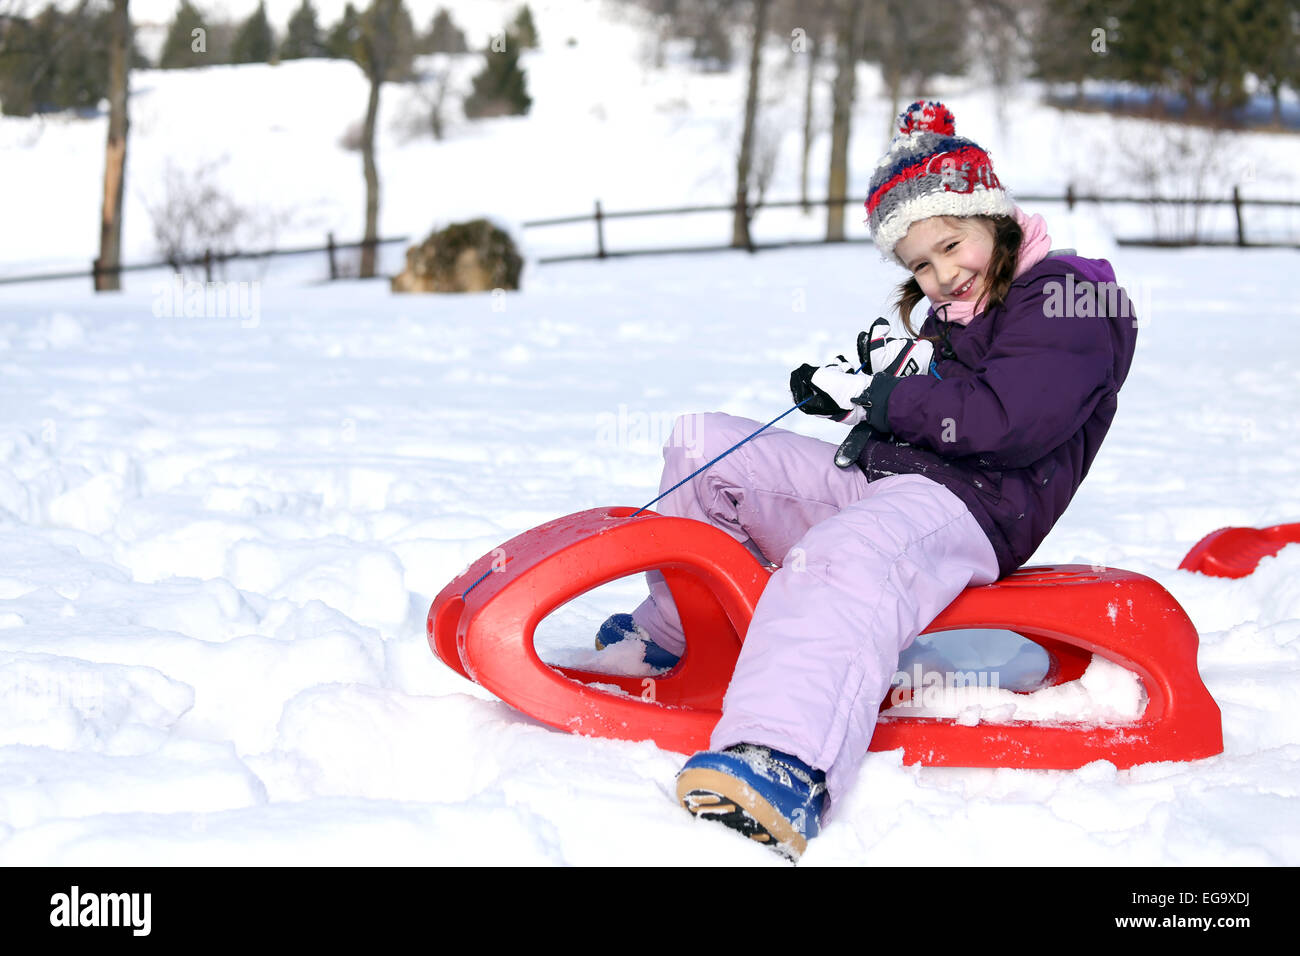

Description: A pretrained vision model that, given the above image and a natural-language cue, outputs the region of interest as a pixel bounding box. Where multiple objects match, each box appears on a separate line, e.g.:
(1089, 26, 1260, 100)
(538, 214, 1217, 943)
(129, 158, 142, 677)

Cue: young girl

(595, 100, 1138, 860)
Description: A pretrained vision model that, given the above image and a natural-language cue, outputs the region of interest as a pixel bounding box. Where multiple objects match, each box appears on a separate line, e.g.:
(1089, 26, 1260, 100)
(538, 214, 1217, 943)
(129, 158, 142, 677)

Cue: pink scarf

(929, 206, 1052, 326)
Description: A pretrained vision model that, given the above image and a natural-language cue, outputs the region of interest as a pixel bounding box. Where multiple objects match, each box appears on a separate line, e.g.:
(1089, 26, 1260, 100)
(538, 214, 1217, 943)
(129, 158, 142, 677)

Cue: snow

(2, 0, 1300, 866)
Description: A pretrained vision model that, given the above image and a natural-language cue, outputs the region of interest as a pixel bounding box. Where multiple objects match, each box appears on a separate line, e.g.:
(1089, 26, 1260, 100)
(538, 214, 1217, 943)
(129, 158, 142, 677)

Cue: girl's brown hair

(892, 214, 1024, 338)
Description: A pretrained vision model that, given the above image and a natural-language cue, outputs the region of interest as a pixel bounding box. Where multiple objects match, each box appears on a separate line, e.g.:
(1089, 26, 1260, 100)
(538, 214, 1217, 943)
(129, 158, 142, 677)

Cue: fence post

(1233, 185, 1245, 247)
(327, 232, 338, 280)
(203, 248, 213, 283)
(594, 200, 606, 259)
(1066, 183, 1076, 212)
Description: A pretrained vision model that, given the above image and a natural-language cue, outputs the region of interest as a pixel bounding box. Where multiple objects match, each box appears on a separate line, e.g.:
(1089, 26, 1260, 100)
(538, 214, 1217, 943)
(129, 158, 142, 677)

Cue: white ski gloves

(792, 318, 936, 426)
(862, 319, 936, 381)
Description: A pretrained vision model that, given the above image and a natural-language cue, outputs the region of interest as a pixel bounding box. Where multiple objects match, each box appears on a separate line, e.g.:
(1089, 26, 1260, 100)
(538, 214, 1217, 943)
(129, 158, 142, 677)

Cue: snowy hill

(4, 0, 1300, 280)
(1, 0, 1299, 866)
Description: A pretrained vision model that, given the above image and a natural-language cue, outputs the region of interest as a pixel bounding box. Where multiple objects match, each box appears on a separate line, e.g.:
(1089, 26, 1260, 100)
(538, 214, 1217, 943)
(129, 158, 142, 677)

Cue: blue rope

(459, 362, 872, 596)
(461, 397, 820, 597)
(631, 395, 818, 517)
(460, 565, 495, 598)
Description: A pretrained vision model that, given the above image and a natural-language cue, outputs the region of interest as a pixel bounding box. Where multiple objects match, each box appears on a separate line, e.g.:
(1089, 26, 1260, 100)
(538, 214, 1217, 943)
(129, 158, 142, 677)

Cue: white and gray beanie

(864, 100, 1014, 260)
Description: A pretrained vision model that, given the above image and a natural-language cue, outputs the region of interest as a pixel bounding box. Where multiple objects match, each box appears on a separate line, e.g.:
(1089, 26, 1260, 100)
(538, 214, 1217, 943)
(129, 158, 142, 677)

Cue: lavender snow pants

(631, 412, 1000, 812)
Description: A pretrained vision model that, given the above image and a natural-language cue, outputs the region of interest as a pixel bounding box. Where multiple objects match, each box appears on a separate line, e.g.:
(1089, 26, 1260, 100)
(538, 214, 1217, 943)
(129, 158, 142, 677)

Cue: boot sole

(676, 767, 807, 861)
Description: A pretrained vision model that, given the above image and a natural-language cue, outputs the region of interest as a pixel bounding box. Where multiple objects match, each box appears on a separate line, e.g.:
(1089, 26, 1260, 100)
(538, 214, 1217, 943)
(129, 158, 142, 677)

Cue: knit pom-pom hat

(864, 100, 1014, 260)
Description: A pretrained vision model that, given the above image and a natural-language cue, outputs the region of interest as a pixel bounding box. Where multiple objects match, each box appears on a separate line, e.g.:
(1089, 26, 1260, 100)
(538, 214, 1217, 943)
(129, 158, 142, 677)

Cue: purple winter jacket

(854, 252, 1138, 579)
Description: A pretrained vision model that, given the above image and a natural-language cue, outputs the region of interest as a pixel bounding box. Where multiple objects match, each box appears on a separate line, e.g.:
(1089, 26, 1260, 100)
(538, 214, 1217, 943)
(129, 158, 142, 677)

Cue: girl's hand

(858, 318, 936, 379)
(790, 360, 868, 423)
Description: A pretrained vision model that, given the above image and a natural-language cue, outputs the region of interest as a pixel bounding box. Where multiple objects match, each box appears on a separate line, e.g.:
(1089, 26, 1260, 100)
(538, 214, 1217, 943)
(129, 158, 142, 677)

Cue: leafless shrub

(141, 158, 292, 278)
(1089, 120, 1238, 242)
(392, 61, 456, 142)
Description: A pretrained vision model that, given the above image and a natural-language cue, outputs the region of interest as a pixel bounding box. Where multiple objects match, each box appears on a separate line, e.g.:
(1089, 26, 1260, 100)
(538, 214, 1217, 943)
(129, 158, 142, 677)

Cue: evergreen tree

(423, 7, 467, 54)
(1029, 0, 1118, 93)
(354, 0, 415, 79)
(685, 0, 731, 71)
(463, 31, 531, 118)
(1032, 0, 1267, 122)
(280, 0, 325, 60)
(325, 2, 362, 58)
(0, 2, 143, 115)
(1100, 0, 1178, 92)
(510, 4, 538, 48)
(51, 4, 112, 108)
(158, 0, 210, 69)
(1242, 0, 1300, 125)
(0, 7, 55, 115)
(230, 0, 275, 64)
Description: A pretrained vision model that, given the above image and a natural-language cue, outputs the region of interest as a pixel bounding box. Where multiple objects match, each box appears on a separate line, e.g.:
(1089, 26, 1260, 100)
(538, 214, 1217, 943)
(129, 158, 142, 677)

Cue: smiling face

(895, 216, 997, 308)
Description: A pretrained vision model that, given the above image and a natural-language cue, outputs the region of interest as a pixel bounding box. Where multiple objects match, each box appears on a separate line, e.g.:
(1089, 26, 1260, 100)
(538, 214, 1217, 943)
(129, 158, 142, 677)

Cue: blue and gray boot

(676, 743, 827, 861)
(594, 613, 681, 670)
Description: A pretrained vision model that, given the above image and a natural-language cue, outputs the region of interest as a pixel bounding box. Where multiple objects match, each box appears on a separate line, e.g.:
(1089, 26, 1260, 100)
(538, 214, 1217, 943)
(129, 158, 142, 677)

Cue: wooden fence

(0, 234, 410, 289)
(523, 186, 1300, 263)
(2, 185, 1297, 289)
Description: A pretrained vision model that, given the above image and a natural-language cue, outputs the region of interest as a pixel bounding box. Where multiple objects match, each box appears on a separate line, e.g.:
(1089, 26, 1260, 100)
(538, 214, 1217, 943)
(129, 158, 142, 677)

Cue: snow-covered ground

(2, 239, 1299, 865)
(2, 0, 1299, 866)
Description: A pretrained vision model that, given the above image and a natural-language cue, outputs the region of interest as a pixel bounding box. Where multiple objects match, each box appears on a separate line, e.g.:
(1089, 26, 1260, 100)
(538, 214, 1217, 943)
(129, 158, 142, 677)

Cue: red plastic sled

(1179, 523, 1300, 579)
(429, 507, 1224, 769)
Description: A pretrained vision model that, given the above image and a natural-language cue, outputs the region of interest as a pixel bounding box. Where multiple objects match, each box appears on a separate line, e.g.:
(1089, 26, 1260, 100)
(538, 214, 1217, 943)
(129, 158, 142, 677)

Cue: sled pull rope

(461, 565, 496, 598)
(459, 399, 813, 599)
(637, 348, 883, 518)
(631, 397, 816, 517)
(461, 362, 885, 598)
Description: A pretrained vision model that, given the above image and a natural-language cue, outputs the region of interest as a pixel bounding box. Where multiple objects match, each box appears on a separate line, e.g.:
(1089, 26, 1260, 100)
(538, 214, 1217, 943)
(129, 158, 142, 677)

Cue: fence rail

(0, 234, 410, 289)
(523, 186, 1300, 263)
(3, 185, 1298, 289)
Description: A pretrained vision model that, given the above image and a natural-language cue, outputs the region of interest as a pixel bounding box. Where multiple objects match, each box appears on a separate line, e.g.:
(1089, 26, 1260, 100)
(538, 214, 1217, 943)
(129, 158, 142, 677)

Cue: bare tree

(763, 0, 835, 212)
(95, 0, 129, 291)
(732, 0, 771, 249)
(967, 0, 1029, 133)
(360, 72, 381, 277)
(863, 0, 969, 149)
(825, 0, 864, 241)
(775, 0, 835, 214)
(350, 0, 414, 278)
(422, 62, 453, 140)
(393, 61, 455, 141)
(1, 0, 132, 288)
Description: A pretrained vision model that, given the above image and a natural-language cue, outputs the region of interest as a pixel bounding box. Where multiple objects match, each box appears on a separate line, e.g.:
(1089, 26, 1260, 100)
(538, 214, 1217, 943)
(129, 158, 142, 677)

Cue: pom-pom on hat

(864, 100, 1014, 260)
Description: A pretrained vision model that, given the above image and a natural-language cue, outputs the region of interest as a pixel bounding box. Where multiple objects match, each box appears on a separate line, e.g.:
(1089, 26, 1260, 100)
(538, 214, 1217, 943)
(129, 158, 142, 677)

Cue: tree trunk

(800, 30, 820, 214)
(95, 0, 130, 292)
(360, 69, 382, 279)
(884, 66, 902, 148)
(732, 0, 771, 250)
(881, 1, 905, 148)
(826, 0, 864, 242)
